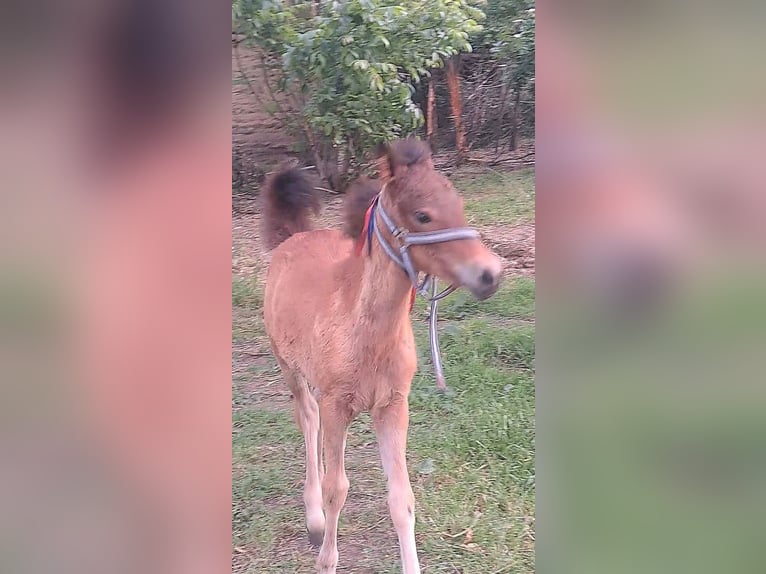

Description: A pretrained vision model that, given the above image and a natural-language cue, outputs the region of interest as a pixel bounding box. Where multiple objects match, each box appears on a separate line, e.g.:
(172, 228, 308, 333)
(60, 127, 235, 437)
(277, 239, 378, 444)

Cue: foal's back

(263, 228, 354, 358)
(260, 166, 375, 376)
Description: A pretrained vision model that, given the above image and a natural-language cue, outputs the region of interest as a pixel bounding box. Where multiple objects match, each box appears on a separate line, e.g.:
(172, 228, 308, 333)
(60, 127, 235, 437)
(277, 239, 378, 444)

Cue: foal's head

(348, 139, 503, 299)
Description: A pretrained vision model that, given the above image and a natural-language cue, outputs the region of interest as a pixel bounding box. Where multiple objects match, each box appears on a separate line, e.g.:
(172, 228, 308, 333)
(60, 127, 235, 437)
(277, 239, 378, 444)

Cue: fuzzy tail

(261, 167, 320, 250)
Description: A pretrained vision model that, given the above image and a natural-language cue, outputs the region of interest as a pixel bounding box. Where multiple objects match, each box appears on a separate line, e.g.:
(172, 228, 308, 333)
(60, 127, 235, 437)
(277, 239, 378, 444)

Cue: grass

(232, 168, 535, 573)
(455, 168, 535, 226)
(233, 276, 263, 309)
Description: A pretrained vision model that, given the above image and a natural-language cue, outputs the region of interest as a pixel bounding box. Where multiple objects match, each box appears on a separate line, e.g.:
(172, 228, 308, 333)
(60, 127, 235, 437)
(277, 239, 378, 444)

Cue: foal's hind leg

(279, 361, 325, 545)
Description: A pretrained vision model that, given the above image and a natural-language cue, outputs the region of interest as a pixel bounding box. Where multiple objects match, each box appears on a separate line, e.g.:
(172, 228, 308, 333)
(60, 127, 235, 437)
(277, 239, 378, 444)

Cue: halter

(357, 184, 481, 390)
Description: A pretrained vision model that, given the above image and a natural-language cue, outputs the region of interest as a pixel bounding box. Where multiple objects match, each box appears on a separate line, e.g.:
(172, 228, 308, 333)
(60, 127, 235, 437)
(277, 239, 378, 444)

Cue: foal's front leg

(373, 396, 421, 574)
(316, 400, 352, 574)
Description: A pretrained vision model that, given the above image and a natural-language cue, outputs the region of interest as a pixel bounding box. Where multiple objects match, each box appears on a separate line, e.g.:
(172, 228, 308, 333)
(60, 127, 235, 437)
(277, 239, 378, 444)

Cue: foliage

(477, 0, 534, 87)
(447, 0, 534, 148)
(407, 0, 535, 152)
(233, 0, 484, 187)
(483, 0, 535, 138)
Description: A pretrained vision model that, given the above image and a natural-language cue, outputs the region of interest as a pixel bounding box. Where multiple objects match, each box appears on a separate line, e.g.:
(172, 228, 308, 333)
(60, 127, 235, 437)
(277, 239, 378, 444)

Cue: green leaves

(476, 1, 535, 86)
(368, 71, 385, 92)
(234, 0, 486, 179)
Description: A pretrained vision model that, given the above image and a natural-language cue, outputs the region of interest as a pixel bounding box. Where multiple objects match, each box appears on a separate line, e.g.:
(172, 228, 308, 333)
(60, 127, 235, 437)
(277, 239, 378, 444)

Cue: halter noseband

(358, 183, 482, 390)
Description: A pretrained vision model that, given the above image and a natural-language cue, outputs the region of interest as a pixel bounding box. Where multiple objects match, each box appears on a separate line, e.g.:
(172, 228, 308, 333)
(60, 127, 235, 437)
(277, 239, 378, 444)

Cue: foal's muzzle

(455, 257, 504, 300)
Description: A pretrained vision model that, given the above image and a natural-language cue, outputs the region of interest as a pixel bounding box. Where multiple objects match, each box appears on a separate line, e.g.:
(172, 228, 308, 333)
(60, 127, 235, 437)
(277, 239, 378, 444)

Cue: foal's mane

(342, 139, 432, 239)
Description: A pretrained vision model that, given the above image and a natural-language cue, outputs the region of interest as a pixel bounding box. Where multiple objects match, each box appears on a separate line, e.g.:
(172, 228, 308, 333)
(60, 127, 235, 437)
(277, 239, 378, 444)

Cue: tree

(477, 1, 535, 150)
(233, 0, 483, 189)
(445, 56, 467, 162)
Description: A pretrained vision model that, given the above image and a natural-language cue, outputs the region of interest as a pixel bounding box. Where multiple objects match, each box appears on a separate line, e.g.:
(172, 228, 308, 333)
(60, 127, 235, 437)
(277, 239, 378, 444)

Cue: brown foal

(262, 139, 502, 574)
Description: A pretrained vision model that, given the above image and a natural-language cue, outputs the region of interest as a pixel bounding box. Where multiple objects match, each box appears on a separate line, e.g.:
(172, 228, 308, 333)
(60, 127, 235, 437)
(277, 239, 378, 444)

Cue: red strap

(355, 200, 376, 256)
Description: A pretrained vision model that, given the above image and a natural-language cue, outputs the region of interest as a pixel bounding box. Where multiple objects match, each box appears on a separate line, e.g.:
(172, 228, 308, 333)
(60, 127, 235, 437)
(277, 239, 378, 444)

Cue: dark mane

(342, 177, 382, 239)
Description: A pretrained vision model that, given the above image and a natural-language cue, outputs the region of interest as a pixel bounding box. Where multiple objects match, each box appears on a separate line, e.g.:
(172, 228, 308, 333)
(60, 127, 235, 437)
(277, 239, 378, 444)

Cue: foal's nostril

(480, 269, 495, 286)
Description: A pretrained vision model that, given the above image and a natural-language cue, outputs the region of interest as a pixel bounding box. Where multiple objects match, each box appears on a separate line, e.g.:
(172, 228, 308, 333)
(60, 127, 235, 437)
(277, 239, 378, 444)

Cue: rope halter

(358, 185, 482, 390)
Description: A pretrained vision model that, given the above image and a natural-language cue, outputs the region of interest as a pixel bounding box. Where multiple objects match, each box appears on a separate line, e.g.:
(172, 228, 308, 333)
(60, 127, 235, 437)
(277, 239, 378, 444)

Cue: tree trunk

(446, 57, 466, 163)
(312, 141, 342, 191)
(509, 87, 521, 151)
(495, 72, 511, 156)
(426, 76, 437, 149)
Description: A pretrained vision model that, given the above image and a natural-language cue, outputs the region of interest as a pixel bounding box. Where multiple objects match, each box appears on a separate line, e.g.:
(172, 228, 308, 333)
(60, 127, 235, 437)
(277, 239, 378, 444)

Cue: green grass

(455, 168, 535, 226)
(437, 277, 536, 321)
(232, 168, 535, 573)
(233, 276, 263, 309)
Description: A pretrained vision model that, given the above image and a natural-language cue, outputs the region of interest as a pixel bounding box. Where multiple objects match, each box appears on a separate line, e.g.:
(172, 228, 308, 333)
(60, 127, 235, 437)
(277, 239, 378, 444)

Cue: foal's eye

(414, 211, 432, 224)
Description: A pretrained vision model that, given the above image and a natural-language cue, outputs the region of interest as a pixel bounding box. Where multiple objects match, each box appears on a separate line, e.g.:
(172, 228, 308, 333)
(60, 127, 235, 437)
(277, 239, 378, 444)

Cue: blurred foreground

(1, 1, 231, 573)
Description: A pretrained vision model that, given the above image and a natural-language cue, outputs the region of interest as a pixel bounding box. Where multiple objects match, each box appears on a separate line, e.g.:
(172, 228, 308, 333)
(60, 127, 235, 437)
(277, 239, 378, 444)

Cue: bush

(233, 0, 484, 189)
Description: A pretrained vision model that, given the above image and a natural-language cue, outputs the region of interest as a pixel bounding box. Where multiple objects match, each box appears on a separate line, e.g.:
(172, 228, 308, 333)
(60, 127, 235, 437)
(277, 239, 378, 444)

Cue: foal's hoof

(307, 527, 324, 547)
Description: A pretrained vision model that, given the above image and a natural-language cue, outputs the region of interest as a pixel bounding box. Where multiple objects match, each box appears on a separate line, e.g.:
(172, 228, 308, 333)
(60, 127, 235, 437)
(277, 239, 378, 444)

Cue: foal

(262, 139, 502, 574)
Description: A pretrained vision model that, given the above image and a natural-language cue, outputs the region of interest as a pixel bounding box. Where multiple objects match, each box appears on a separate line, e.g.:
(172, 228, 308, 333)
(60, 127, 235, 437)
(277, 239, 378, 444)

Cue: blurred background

(1, 0, 231, 573)
(538, 2, 766, 574)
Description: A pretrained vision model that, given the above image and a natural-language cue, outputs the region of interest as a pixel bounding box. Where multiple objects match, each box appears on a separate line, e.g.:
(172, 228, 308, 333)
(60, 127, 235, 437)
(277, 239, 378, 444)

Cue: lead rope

(428, 277, 447, 391)
(357, 188, 480, 391)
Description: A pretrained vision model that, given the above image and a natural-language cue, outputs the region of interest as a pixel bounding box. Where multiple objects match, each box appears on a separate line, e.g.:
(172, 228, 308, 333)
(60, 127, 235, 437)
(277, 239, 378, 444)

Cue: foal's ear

(376, 138, 433, 181)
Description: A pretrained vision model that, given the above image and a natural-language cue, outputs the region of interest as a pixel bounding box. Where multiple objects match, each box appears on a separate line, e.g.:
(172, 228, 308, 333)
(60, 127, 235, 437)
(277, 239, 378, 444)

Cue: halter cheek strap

(356, 184, 482, 390)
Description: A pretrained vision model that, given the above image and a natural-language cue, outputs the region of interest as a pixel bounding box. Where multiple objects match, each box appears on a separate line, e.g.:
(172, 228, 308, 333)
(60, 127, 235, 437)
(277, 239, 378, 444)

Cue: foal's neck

(353, 233, 413, 335)
(359, 249, 412, 324)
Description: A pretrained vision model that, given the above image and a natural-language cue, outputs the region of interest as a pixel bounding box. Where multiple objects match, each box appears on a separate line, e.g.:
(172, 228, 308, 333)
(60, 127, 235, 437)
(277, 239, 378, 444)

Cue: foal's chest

(317, 329, 417, 387)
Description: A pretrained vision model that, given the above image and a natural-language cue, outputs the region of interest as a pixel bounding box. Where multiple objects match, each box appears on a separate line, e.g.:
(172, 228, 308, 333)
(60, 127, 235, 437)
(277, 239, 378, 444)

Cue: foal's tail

(261, 167, 320, 250)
